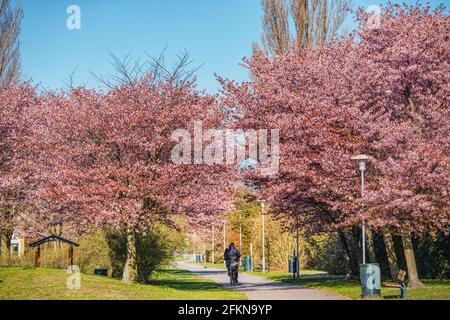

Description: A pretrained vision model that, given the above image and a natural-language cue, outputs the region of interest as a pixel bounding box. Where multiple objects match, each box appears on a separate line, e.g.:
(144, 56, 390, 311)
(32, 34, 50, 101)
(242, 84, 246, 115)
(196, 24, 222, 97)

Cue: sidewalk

(176, 262, 349, 300)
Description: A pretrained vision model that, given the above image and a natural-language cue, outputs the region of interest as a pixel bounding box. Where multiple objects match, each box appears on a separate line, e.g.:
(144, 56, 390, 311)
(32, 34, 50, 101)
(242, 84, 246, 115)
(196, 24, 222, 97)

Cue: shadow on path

(150, 279, 227, 291)
(149, 268, 231, 292)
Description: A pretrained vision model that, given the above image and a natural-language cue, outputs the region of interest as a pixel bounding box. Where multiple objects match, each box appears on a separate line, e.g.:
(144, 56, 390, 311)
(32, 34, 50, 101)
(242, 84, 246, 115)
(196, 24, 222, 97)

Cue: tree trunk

(2, 233, 12, 264)
(0, 234, 4, 260)
(383, 231, 399, 280)
(401, 231, 424, 288)
(122, 229, 138, 283)
(0, 230, 13, 261)
(366, 227, 377, 263)
(338, 230, 353, 279)
(6, 238, 11, 264)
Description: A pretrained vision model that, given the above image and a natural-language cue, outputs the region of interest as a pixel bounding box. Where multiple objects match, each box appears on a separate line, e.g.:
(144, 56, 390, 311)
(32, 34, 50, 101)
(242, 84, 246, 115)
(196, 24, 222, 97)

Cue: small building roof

(29, 235, 80, 248)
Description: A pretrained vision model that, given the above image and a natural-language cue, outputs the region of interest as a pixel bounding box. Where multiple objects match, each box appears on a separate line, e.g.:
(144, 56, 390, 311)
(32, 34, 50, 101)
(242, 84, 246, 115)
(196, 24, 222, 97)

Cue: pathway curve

(176, 262, 348, 300)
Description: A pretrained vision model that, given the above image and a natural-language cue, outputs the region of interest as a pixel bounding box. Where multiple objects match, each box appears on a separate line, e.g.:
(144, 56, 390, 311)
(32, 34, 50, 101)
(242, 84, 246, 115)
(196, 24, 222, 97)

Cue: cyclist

(226, 243, 241, 284)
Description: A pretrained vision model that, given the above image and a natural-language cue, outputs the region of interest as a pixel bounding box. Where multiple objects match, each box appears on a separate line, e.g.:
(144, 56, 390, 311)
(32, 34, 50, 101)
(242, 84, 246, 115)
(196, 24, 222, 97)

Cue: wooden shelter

(29, 235, 80, 268)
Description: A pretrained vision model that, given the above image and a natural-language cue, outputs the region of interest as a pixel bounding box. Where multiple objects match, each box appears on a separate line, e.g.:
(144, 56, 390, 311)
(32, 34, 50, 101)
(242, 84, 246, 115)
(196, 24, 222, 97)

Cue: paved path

(176, 262, 348, 300)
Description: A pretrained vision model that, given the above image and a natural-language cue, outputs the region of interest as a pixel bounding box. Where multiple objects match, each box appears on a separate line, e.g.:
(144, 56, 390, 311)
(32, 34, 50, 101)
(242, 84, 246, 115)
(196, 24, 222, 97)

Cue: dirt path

(176, 262, 348, 300)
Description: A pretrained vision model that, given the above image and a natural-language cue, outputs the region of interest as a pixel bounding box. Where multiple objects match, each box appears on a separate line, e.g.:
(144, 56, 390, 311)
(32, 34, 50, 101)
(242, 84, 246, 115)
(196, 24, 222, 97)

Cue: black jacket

(224, 248, 230, 262)
(227, 246, 241, 263)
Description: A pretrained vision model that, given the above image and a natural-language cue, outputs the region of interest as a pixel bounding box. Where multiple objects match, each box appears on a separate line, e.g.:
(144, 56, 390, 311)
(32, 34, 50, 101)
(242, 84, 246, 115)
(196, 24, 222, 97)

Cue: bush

(0, 249, 34, 267)
(105, 223, 184, 282)
(1, 223, 183, 283)
(1, 241, 72, 269)
(76, 228, 112, 275)
(104, 229, 127, 278)
(415, 232, 450, 279)
(302, 233, 346, 275)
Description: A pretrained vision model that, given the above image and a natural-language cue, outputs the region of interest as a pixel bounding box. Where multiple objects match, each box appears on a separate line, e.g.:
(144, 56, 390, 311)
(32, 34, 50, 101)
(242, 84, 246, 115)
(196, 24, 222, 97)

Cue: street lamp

(193, 232, 197, 261)
(352, 154, 381, 298)
(223, 221, 226, 251)
(223, 220, 227, 267)
(295, 214, 300, 279)
(211, 225, 215, 266)
(351, 154, 369, 265)
(259, 199, 266, 273)
(239, 210, 242, 265)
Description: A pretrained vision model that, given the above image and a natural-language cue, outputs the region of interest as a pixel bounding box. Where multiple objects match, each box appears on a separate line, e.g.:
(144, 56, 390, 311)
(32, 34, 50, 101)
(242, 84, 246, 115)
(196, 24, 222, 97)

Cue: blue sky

(13, 0, 449, 93)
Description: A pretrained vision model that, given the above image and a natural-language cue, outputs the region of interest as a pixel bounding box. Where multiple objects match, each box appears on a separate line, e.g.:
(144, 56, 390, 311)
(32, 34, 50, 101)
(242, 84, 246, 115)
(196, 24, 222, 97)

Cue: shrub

(75, 228, 112, 275)
(302, 233, 346, 275)
(105, 223, 184, 282)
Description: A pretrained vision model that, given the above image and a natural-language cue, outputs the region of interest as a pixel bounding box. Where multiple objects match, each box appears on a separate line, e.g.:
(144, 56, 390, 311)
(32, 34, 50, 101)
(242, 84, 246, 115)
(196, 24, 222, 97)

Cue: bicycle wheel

(230, 268, 237, 286)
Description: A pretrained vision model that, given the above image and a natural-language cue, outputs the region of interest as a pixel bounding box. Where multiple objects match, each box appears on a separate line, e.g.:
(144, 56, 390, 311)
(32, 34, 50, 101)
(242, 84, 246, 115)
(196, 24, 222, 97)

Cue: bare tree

(0, 0, 22, 87)
(62, 68, 89, 91)
(92, 46, 203, 89)
(261, 0, 351, 54)
(261, 0, 291, 55)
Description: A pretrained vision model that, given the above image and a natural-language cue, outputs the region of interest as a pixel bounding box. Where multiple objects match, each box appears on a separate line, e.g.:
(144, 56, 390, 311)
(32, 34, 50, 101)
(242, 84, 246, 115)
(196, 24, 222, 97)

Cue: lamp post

(351, 155, 369, 264)
(239, 210, 242, 265)
(193, 232, 197, 261)
(212, 225, 215, 266)
(250, 242, 253, 271)
(352, 154, 381, 297)
(223, 221, 227, 267)
(260, 200, 266, 273)
(203, 243, 206, 263)
(295, 214, 300, 279)
(223, 221, 226, 251)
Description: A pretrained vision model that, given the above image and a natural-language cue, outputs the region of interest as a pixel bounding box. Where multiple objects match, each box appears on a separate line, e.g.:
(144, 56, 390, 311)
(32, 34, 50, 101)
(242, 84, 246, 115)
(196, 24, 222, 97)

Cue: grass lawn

(248, 270, 450, 300)
(0, 266, 246, 300)
(172, 255, 193, 262)
(187, 261, 227, 269)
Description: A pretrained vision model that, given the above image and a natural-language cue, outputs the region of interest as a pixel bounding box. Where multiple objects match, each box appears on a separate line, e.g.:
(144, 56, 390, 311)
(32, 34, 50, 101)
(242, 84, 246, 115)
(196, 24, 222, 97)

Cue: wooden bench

(382, 270, 408, 299)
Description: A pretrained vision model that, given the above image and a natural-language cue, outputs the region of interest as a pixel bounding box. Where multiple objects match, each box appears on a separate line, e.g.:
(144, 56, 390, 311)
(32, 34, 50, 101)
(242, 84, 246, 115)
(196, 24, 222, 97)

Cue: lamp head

(258, 198, 266, 209)
(351, 154, 369, 172)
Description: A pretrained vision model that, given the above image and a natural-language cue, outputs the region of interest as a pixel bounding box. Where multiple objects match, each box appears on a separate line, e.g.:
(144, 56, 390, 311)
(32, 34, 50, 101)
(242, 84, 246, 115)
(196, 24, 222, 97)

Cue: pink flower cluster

(219, 3, 449, 235)
(1, 79, 236, 237)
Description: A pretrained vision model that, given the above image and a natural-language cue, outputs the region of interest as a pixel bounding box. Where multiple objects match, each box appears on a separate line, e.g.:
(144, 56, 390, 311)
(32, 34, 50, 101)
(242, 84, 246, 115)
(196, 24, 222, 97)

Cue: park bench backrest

(397, 270, 407, 282)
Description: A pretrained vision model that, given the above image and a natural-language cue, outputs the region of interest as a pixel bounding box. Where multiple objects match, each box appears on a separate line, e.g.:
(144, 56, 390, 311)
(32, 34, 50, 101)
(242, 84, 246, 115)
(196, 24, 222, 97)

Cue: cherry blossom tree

(0, 84, 36, 256)
(27, 78, 236, 283)
(350, 3, 450, 287)
(220, 3, 449, 287)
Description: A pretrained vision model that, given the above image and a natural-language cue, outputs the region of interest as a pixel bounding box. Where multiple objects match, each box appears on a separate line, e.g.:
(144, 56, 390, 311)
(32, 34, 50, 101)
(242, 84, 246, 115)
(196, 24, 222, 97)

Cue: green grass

(172, 255, 192, 262)
(187, 261, 227, 269)
(247, 270, 450, 300)
(0, 266, 246, 300)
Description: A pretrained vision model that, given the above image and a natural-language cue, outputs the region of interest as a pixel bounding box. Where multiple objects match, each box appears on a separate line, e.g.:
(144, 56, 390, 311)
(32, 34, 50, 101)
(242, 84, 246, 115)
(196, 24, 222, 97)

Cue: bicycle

(229, 263, 239, 286)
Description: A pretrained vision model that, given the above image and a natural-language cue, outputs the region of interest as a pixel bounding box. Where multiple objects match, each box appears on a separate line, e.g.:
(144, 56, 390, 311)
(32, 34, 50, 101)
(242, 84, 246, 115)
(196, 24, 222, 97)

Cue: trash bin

(195, 255, 202, 263)
(244, 256, 253, 271)
(94, 268, 108, 277)
(289, 256, 298, 273)
(360, 263, 381, 297)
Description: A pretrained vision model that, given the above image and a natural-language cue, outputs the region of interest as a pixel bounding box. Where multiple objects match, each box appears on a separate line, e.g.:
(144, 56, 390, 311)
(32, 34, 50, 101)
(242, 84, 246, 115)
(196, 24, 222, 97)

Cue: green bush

(104, 229, 127, 278)
(303, 233, 346, 275)
(415, 232, 450, 279)
(1, 242, 70, 269)
(105, 223, 184, 282)
(76, 228, 112, 275)
(0, 249, 34, 267)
